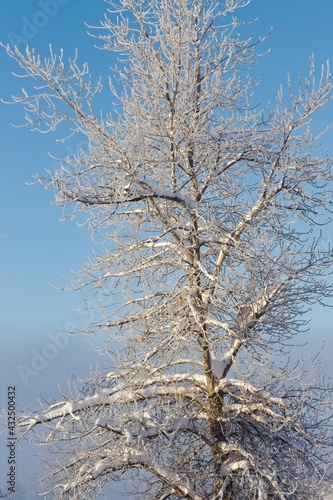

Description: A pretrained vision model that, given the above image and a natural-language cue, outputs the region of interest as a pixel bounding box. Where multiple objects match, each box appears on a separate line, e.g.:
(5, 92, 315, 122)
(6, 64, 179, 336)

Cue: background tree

(2, 0, 333, 498)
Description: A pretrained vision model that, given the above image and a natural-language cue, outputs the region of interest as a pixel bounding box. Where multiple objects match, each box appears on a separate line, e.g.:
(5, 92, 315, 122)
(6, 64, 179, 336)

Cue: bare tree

(2, 0, 333, 498)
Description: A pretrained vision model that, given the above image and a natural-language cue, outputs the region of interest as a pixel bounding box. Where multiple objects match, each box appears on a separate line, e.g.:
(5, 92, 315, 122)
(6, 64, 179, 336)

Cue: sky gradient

(1, 1, 333, 497)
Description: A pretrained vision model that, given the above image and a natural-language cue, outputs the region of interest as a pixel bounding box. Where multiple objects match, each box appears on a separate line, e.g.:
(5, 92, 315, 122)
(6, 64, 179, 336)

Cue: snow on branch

(19, 373, 206, 431)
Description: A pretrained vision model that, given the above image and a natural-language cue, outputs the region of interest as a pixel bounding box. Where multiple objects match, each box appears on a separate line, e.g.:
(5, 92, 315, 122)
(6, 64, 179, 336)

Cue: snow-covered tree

(3, 0, 333, 498)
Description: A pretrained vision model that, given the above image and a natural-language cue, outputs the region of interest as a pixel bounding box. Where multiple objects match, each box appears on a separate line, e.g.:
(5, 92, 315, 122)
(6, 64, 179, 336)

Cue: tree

(2, 0, 333, 498)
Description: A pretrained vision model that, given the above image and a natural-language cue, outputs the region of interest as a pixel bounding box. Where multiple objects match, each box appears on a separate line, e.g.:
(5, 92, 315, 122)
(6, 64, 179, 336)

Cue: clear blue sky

(1, 1, 333, 497)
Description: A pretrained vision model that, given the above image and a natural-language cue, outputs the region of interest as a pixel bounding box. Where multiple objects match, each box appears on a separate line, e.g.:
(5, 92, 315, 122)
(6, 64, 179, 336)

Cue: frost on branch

(3, 0, 333, 498)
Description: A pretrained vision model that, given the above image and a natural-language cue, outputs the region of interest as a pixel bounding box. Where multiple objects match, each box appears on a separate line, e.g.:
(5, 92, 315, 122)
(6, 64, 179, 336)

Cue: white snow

(211, 356, 227, 380)
(152, 187, 197, 209)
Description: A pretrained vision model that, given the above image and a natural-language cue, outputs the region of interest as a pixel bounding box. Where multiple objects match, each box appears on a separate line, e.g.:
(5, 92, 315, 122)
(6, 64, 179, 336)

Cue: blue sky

(1, 0, 333, 497)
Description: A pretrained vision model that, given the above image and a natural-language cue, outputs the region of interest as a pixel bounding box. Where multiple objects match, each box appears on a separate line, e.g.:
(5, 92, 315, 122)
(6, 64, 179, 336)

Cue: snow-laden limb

(19, 372, 207, 431)
(146, 186, 197, 210)
(216, 378, 285, 406)
(63, 448, 203, 500)
(211, 340, 243, 381)
(17, 356, 332, 498)
(94, 414, 209, 443)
